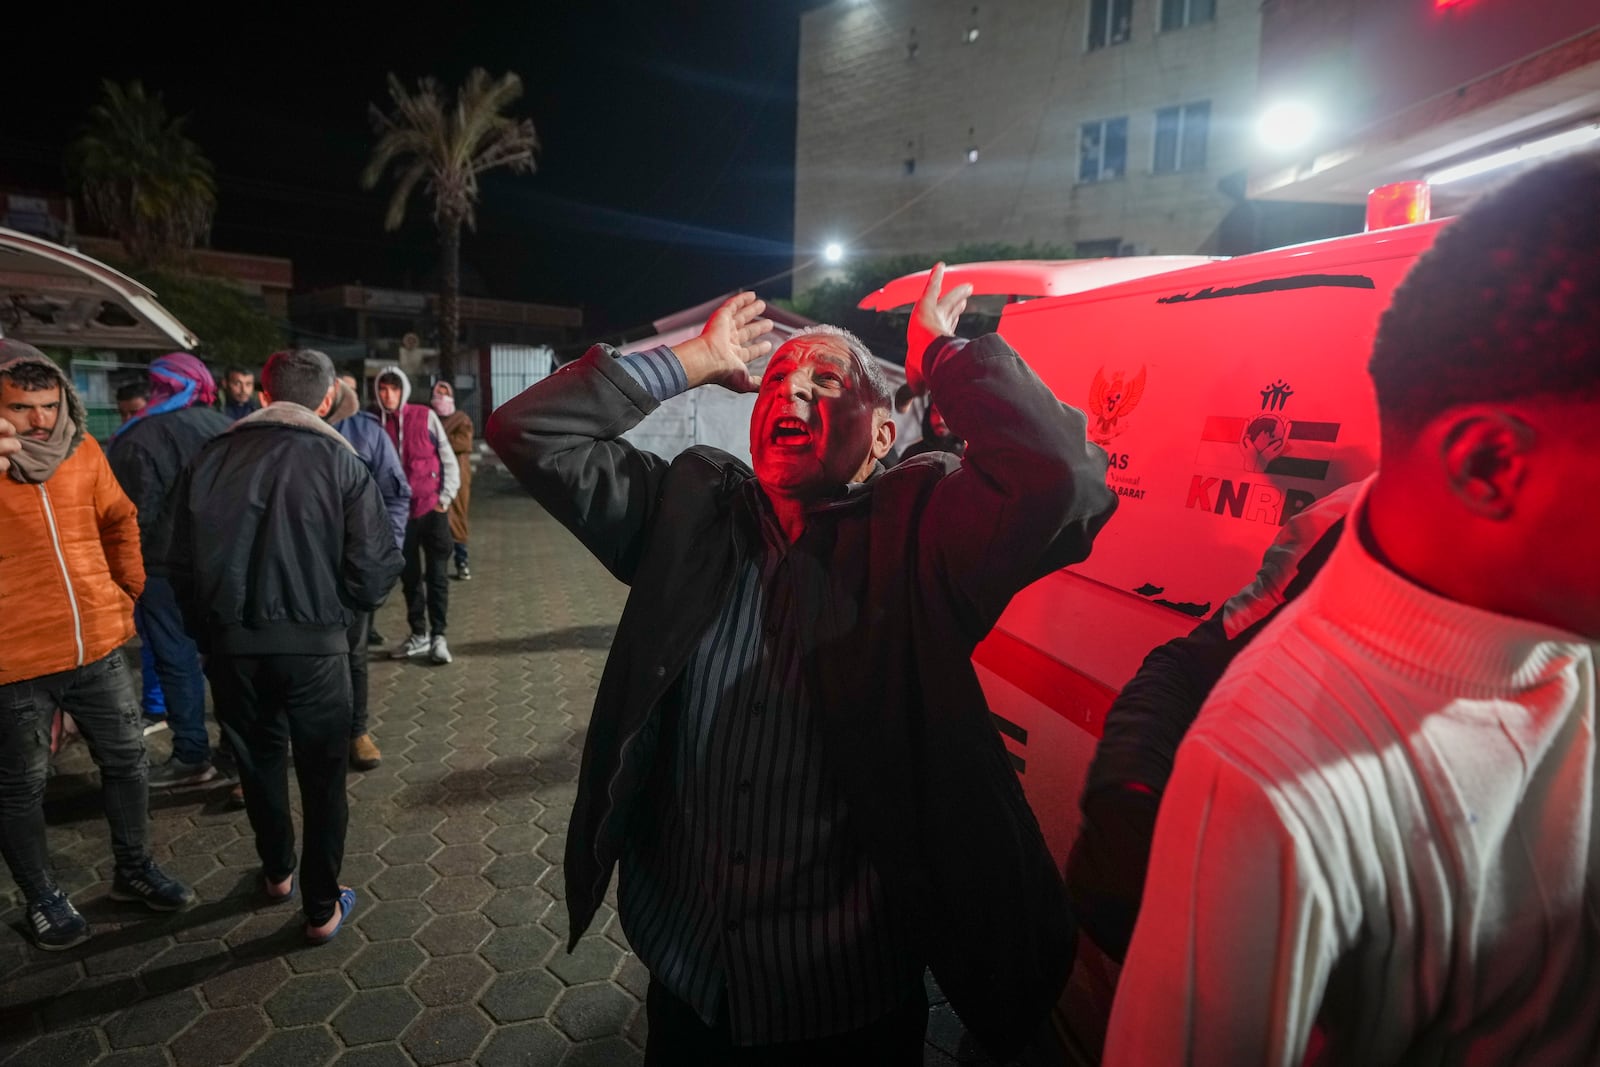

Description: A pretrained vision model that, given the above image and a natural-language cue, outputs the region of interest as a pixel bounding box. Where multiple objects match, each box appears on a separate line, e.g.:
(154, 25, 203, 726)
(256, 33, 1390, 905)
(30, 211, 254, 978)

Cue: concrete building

(794, 0, 1273, 290)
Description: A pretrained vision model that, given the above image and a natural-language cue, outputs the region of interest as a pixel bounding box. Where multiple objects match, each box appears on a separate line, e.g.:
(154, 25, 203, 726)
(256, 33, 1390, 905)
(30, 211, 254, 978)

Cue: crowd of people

(0, 346, 475, 947)
(0, 154, 1595, 1065)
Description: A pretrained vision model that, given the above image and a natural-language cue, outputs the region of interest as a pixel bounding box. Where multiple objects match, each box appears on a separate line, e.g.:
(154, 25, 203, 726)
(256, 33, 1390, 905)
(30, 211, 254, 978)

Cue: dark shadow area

(449, 624, 616, 658)
(42, 774, 244, 828)
(394, 756, 573, 809)
(0, 924, 306, 1036)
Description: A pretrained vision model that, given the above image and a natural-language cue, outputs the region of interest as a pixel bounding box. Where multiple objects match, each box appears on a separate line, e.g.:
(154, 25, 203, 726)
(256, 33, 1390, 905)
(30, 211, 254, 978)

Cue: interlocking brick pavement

(0, 470, 1006, 1066)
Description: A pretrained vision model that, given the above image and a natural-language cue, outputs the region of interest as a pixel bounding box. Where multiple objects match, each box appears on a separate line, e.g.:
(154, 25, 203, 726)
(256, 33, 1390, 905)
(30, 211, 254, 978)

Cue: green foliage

(781, 241, 1081, 363)
(132, 266, 284, 366)
(67, 81, 217, 267)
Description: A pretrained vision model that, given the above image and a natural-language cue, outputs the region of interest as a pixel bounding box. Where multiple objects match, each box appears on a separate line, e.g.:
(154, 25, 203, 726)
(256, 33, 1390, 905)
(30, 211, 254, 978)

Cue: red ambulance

(860, 213, 1447, 871)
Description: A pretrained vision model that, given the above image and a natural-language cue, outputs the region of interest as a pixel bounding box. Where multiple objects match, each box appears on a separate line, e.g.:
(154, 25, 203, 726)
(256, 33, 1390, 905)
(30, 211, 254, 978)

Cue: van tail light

(1366, 181, 1432, 232)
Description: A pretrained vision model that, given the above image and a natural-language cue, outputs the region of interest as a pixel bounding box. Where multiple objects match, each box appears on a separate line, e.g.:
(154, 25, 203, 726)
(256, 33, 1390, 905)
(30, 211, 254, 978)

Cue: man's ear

(1439, 410, 1533, 520)
(314, 383, 337, 418)
(258, 389, 273, 406)
(871, 411, 897, 460)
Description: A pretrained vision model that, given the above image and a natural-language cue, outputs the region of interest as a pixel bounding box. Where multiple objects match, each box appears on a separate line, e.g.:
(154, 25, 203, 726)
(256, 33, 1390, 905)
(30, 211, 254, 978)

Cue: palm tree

(67, 80, 217, 267)
(362, 69, 539, 383)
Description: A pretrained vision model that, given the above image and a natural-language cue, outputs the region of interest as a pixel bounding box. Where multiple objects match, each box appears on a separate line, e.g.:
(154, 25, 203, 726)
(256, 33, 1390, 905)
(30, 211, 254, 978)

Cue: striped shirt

(613, 346, 920, 1045)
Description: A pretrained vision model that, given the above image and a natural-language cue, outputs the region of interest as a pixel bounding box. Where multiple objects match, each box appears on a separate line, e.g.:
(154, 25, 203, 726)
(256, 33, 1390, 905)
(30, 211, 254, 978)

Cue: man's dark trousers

(401, 510, 451, 637)
(0, 652, 149, 903)
(136, 575, 211, 764)
(347, 612, 371, 739)
(643, 980, 928, 1067)
(209, 653, 350, 925)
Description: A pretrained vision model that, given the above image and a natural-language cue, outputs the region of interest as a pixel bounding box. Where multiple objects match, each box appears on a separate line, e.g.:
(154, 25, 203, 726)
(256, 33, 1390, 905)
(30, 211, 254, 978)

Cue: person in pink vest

(373, 366, 460, 665)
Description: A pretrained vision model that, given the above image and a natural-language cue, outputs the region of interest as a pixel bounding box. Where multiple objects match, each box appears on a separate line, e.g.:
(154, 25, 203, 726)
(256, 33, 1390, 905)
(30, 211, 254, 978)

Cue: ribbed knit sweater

(1106, 479, 1600, 1067)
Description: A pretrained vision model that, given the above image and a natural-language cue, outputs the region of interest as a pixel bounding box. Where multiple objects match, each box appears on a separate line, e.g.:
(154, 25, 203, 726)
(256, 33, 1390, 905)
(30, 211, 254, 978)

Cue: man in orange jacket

(0, 340, 195, 951)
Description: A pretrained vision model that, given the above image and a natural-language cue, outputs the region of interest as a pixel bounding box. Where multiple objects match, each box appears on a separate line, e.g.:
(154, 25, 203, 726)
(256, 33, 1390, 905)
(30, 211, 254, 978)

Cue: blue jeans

(136, 575, 210, 763)
(0, 652, 150, 903)
(136, 616, 166, 716)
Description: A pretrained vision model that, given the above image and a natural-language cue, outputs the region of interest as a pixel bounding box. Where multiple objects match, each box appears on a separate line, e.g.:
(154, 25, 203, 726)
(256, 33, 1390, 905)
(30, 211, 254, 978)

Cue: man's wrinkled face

(225, 372, 254, 405)
(0, 379, 62, 439)
(118, 396, 148, 424)
(750, 336, 890, 501)
(377, 381, 403, 412)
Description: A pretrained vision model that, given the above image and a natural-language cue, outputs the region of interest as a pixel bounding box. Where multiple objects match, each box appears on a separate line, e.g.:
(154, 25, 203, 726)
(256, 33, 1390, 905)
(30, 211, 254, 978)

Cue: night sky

(3, 1, 821, 335)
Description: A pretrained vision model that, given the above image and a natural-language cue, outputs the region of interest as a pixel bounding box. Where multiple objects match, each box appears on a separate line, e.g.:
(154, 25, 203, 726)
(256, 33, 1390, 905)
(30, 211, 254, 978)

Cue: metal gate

(488, 345, 554, 413)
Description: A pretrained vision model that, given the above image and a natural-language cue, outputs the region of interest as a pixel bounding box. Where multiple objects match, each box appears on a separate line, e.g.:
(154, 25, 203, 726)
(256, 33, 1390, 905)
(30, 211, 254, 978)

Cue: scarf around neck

(0, 340, 85, 484)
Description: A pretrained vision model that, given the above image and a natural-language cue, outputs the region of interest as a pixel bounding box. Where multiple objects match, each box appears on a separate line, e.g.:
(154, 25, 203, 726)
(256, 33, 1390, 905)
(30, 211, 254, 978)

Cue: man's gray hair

(780, 325, 895, 412)
(262, 349, 336, 410)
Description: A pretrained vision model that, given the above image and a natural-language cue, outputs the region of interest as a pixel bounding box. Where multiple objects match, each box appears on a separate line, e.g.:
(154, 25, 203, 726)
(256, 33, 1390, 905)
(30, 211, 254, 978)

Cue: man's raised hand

(905, 262, 973, 394)
(674, 292, 773, 393)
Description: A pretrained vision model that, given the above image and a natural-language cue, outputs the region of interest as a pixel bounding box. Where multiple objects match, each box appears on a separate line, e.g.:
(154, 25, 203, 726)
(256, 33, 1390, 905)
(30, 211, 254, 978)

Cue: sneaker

(429, 636, 452, 665)
(455, 563, 472, 581)
(149, 755, 218, 789)
(350, 733, 383, 770)
(26, 890, 88, 951)
(141, 714, 169, 737)
(227, 783, 247, 810)
(368, 627, 385, 647)
(391, 633, 430, 660)
(110, 860, 196, 912)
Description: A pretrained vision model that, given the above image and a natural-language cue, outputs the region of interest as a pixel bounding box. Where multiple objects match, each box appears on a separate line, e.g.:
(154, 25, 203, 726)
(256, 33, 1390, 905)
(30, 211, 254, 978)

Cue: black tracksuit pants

(402, 510, 451, 638)
(208, 652, 351, 925)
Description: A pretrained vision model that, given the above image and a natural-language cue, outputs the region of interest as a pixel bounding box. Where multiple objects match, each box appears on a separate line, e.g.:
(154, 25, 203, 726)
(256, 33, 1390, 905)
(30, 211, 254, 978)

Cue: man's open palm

(906, 263, 973, 393)
(694, 292, 773, 393)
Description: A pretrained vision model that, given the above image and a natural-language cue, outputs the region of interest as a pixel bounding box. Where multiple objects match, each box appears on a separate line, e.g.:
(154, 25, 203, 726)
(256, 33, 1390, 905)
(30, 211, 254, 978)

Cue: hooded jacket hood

(376, 365, 412, 409)
(328, 380, 361, 424)
(0, 338, 89, 482)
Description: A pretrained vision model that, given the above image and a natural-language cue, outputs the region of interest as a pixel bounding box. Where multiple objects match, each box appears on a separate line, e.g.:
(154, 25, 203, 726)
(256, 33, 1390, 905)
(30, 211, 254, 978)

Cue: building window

(1153, 101, 1210, 173)
(1079, 117, 1128, 183)
(1075, 238, 1123, 258)
(1087, 0, 1133, 50)
(1160, 0, 1215, 31)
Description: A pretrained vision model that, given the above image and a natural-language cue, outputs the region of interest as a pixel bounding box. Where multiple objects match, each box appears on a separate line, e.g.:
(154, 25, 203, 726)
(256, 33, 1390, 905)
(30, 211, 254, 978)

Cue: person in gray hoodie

(372, 366, 459, 665)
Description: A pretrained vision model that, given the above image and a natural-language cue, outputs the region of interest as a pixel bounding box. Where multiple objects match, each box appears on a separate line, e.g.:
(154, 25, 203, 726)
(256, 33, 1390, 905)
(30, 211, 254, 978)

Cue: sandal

(305, 887, 356, 945)
(264, 871, 296, 904)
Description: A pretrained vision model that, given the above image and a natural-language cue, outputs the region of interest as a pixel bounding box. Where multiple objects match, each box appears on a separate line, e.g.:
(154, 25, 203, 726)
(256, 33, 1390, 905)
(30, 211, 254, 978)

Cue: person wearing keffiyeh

(108, 352, 234, 789)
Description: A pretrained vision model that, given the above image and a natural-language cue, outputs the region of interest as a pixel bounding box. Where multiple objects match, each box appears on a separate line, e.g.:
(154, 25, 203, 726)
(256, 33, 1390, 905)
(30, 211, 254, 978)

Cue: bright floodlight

(823, 242, 845, 264)
(1256, 101, 1317, 152)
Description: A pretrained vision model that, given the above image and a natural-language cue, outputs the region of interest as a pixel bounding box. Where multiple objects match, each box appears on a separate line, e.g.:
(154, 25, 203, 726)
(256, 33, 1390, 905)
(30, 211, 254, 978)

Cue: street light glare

(823, 242, 844, 264)
(1257, 101, 1317, 152)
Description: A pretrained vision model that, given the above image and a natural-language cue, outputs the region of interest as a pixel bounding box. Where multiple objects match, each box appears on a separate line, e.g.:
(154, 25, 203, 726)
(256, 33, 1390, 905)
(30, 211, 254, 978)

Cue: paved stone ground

(0, 470, 1007, 1066)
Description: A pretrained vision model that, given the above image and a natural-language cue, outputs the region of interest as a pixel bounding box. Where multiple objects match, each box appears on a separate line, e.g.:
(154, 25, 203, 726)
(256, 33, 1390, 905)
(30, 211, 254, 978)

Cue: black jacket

(487, 333, 1117, 1059)
(163, 409, 403, 656)
(108, 405, 233, 572)
(1065, 485, 1353, 962)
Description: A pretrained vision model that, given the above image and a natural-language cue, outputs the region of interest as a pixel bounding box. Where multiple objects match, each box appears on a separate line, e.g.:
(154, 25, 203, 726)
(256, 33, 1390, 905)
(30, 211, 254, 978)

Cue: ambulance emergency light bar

(1427, 122, 1600, 185)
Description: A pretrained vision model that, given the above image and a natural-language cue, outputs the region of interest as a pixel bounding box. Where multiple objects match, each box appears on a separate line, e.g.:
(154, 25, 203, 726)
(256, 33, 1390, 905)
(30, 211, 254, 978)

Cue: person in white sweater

(1105, 152, 1600, 1066)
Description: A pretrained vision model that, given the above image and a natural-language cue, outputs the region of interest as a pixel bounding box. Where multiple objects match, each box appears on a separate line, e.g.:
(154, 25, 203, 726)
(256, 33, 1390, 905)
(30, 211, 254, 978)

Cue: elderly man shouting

(488, 267, 1116, 1064)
